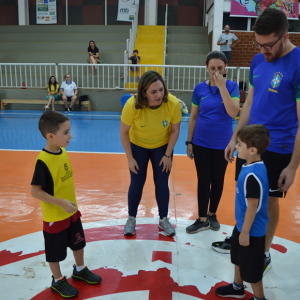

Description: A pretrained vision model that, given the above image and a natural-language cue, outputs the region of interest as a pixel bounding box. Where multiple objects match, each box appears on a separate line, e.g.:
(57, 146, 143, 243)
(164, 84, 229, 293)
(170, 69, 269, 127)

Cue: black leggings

(193, 144, 228, 218)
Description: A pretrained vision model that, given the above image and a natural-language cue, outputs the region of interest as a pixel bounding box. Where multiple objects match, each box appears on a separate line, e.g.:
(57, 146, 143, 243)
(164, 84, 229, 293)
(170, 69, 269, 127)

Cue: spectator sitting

(45, 76, 59, 111)
(122, 49, 141, 79)
(87, 40, 100, 76)
(60, 74, 78, 113)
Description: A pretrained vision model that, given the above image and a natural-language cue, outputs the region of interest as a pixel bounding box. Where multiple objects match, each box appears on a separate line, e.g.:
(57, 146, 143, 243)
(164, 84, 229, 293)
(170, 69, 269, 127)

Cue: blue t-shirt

(235, 161, 269, 237)
(249, 48, 300, 154)
(191, 80, 240, 149)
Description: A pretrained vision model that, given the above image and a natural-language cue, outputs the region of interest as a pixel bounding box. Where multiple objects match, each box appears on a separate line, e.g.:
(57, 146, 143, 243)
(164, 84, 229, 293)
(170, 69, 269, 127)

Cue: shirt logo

(253, 75, 260, 78)
(64, 163, 68, 171)
(201, 97, 207, 100)
(236, 187, 239, 194)
(271, 72, 283, 89)
(141, 125, 146, 127)
(162, 120, 168, 127)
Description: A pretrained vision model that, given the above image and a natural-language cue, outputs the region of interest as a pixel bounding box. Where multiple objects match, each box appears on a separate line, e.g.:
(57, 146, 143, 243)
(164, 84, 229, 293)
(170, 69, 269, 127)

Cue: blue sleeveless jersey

(235, 161, 269, 237)
(249, 48, 300, 154)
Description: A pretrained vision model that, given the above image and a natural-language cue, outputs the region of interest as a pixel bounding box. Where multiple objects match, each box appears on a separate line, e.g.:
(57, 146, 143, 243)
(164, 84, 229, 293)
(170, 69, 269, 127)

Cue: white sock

(54, 275, 64, 283)
(265, 251, 270, 258)
(76, 265, 85, 272)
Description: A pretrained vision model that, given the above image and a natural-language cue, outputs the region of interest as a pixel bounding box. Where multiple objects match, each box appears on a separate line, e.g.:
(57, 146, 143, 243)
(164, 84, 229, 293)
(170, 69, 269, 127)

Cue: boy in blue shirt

(215, 124, 270, 300)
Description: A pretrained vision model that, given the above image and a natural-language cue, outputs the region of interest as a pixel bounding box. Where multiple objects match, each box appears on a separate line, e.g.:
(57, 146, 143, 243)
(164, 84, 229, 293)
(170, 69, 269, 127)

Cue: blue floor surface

(0, 110, 238, 155)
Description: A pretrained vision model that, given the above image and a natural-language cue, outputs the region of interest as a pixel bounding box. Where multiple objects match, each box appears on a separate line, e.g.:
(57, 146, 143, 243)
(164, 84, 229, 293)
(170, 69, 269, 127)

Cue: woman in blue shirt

(186, 51, 240, 233)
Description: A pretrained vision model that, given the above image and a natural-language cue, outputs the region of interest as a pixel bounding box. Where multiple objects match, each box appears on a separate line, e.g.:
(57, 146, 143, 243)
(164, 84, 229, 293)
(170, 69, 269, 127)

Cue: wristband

(164, 154, 171, 158)
(185, 141, 192, 145)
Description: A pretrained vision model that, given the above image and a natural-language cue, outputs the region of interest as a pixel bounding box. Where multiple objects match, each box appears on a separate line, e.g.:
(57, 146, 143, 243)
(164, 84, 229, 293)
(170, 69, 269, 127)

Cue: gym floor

(0, 110, 299, 300)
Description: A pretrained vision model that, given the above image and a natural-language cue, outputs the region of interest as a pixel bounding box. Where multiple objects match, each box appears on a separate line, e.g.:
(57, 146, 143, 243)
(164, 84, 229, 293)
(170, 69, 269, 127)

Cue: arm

(217, 41, 227, 46)
(160, 122, 181, 173)
(186, 105, 199, 159)
(120, 120, 139, 174)
(74, 89, 78, 96)
(214, 73, 240, 118)
(231, 38, 240, 49)
(88, 52, 93, 56)
(225, 87, 253, 162)
(60, 88, 65, 97)
(278, 102, 300, 191)
(93, 52, 99, 59)
(31, 185, 77, 214)
(239, 198, 259, 246)
(136, 56, 140, 64)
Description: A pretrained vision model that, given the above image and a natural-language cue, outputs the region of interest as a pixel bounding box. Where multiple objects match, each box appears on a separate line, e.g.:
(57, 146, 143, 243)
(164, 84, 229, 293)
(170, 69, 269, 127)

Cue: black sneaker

(67, 108, 71, 112)
(263, 254, 272, 276)
(72, 265, 102, 284)
(212, 236, 231, 254)
(64, 108, 68, 112)
(69, 107, 72, 112)
(215, 283, 245, 298)
(51, 276, 79, 298)
(186, 218, 209, 234)
(207, 214, 220, 231)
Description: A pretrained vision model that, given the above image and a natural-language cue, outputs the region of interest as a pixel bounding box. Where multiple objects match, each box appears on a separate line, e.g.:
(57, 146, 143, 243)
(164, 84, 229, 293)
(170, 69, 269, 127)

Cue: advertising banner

(37, 0, 57, 24)
(117, 0, 139, 22)
(230, 0, 299, 20)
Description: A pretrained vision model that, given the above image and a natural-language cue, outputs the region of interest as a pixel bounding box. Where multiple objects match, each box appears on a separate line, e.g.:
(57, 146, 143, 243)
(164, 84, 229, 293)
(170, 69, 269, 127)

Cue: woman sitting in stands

(120, 71, 182, 237)
(45, 76, 59, 111)
(87, 40, 100, 76)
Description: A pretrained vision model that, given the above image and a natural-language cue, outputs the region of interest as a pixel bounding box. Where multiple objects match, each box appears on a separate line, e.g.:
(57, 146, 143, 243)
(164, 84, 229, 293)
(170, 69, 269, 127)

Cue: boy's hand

(60, 199, 77, 214)
(239, 232, 250, 246)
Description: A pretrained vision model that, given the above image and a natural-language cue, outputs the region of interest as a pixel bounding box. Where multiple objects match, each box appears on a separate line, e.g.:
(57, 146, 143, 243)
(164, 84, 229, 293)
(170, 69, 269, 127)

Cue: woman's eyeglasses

(208, 68, 225, 74)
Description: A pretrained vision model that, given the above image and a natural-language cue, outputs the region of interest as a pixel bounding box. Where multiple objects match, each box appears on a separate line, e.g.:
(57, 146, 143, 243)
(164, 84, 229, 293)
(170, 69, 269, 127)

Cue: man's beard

(264, 42, 284, 63)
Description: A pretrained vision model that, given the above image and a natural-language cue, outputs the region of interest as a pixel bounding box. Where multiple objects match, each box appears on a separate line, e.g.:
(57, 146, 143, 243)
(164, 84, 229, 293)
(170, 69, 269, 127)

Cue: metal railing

(163, 4, 168, 79)
(0, 63, 250, 92)
(124, 5, 139, 82)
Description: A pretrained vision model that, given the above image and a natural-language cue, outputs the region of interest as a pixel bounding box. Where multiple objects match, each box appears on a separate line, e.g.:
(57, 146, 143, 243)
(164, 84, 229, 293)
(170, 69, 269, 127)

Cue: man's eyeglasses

(208, 68, 225, 74)
(253, 34, 284, 51)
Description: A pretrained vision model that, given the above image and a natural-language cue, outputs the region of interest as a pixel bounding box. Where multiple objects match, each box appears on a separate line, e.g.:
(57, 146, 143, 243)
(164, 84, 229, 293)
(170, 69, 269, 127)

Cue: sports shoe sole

(186, 224, 210, 234)
(209, 225, 220, 231)
(211, 245, 231, 254)
(51, 287, 78, 298)
(263, 261, 272, 276)
(158, 225, 176, 236)
(72, 274, 101, 285)
(215, 292, 245, 299)
(124, 230, 135, 236)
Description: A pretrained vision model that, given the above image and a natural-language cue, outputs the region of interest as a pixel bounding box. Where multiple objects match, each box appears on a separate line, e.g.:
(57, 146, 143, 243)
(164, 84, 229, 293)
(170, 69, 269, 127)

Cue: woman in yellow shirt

(120, 71, 182, 236)
(46, 76, 59, 111)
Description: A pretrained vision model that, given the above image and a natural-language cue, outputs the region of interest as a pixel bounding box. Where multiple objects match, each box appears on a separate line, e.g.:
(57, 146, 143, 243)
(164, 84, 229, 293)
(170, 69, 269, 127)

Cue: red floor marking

(152, 251, 172, 264)
(0, 250, 45, 267)
(30, 267, 254, 300)
(223, 232, 227, 235)
(0, 224, 175, 267)
(271, 243, 287, 253)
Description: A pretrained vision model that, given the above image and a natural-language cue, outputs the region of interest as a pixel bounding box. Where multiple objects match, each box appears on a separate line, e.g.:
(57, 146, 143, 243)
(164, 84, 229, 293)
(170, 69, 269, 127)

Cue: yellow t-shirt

(47, 83, 59, 95)
(33, 148, 77, 222)
(121, 93, 182, 149)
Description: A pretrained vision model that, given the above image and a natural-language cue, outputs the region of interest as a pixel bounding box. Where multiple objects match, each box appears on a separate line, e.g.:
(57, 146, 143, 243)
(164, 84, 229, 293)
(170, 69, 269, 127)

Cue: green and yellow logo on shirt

(162, 119, 168, 127)
(271, 72, 283, 89)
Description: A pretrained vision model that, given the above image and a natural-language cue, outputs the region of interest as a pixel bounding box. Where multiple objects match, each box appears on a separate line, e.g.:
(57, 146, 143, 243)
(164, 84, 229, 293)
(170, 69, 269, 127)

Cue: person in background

(186, 51, 240, 234)
(217, 25, 240, 64)
(120, 71, 181, 237)
(122, 49, 141, 79)
(45, 76, 59, 111)
(60, 74, 78, 113)
(87, 41, 99, 76)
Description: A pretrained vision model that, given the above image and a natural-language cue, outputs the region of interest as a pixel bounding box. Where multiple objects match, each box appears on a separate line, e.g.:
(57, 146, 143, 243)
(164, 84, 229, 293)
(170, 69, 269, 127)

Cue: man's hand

(225, 139, 236, 163)
(239, 232, 250, 246)
(186, 144, 193, 160)
(60, 199, 77, 214)
(278, 166, 296, 192)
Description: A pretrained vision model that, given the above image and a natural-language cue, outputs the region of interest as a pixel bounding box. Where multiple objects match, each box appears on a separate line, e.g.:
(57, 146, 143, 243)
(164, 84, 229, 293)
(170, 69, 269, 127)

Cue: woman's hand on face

(213, 70, 226, 89)
(186, 144, 194, 160)
(128, 158, 139, 174)
(159, 156, 172, 173)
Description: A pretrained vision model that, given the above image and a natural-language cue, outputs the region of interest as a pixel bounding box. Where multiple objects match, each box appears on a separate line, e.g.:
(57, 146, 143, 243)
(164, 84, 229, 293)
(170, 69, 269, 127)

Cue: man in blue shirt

(212, 8, 300, 276)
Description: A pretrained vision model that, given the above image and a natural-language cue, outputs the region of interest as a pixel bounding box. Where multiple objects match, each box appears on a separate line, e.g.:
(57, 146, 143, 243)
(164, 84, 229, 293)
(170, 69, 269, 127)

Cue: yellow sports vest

(35, 148, 77, 222)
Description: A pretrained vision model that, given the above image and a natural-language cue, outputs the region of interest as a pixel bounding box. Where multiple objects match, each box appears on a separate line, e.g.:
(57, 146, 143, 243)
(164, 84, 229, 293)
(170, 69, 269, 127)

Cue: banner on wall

(230, 0, 299, 20)
(36, 0, 57, 24)
(117, 0, 140, 22)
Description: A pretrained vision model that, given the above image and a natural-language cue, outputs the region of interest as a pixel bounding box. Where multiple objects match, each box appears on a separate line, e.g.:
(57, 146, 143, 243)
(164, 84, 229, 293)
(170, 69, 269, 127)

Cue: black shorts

(43, 217, 86, 262)
(231, 226, 265, 283)
(235, 150, 292, 198)
(67, 96, 73, 101)
(222, 51, 232, 63)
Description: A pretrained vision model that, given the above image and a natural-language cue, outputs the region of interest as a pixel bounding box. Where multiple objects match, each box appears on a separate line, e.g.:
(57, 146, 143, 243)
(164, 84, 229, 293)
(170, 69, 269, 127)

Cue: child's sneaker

(72, 265, 102, 284)
(263, 254, 272, 276)
(215, 283, 245, 298)
(211, 236, 231, 254)
(51, 276, 79, 298)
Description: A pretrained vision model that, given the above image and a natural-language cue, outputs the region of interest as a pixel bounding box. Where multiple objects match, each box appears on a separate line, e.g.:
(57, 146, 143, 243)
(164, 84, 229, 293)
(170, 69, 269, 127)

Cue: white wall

(144, 0, 158, 25)
(18, 0, 29, 25)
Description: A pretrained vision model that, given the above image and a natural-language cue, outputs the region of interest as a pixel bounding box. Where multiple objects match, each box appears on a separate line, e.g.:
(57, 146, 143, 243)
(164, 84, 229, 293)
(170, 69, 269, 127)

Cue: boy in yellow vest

(31, 111, 101, 298)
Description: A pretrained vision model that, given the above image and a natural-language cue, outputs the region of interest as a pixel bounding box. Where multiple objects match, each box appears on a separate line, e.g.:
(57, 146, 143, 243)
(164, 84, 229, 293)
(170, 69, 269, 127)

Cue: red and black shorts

(43, 210, 86, 262)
